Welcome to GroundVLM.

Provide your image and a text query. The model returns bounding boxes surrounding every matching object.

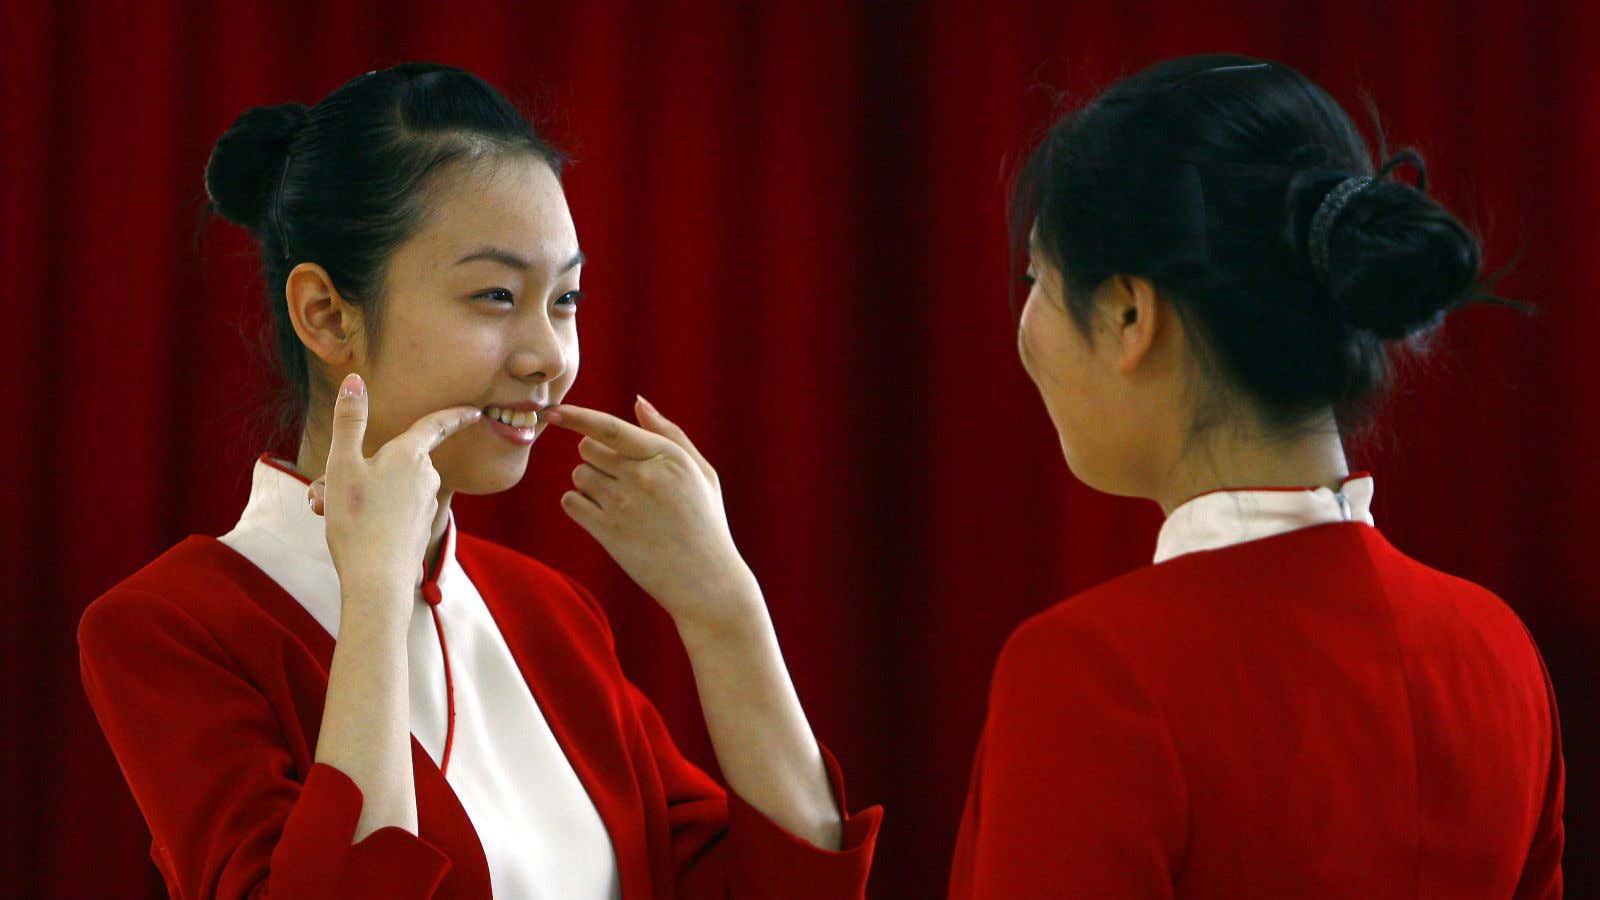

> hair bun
[1295,154,1482,341]
[203,103,310,230]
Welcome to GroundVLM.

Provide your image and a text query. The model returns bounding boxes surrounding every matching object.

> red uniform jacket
[950,521,1563,898]
[79,533,882,899]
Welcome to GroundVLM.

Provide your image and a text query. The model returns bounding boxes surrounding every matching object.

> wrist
[673,578,770,649]
[339,582,415,630]
[339,567,416,598]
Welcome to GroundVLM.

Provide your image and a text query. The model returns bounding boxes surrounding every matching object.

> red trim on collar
[253,450,459,775]
[259,450,454,609]
[421,517,453,607]
[258,452,313,486]
[1179,470,1372,506]
[430,603,458,775]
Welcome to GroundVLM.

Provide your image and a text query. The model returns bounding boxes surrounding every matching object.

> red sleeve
[557,574,882,898]
[627,679,882,898]
[78,588,453,900]
[1514,639,1566,899]
[949,610,1186,899]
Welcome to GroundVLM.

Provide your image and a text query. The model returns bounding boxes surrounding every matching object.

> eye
[1020,272,1037,287]
[555,290,584,311]
[475,288,515,305]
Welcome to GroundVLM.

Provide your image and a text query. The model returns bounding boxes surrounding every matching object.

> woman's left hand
[542,396,761,632]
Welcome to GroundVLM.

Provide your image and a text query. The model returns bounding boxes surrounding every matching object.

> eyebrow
[454,246,585,274]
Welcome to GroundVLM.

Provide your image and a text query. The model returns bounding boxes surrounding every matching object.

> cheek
[1017,301,1048,381]
[1022,314,1097,439]
[1018,304,1074,397]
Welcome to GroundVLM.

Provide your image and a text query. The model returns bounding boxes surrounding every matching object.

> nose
[509,315,568,384]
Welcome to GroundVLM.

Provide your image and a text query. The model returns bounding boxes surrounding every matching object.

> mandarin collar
[1153,471,1376,564]
[242,452,458,605]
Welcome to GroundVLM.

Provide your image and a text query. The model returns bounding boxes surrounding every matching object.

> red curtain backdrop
[4,1,1595,897]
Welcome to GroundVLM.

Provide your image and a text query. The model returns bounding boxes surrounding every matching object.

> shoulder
[992,591,1157,712]
[1022,556,1196,641]
[1356,528,1551,679]
[78,536,258,668]
[992,548,1268,694]
[80,535,258,633]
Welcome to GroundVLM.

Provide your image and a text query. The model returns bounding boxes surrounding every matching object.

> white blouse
[219,454,621,900]
[1154,471,1377,564]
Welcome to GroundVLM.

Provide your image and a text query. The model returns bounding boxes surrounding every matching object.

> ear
[1104,273,1161,376]
[284,263,364,367]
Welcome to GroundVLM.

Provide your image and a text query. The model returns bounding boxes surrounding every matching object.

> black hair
[1011,54,1533,441]
[202,62,565,446]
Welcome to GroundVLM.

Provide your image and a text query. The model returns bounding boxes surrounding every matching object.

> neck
[1154,410,1351,517]
[293,428,455,575]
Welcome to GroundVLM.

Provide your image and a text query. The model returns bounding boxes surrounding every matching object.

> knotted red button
[421,581,443,607]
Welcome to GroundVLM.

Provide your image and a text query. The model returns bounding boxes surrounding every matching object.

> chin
[447,449,533,496]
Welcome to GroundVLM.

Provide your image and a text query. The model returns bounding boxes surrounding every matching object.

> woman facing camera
[78,63,879,900]
[950,55,1562,898]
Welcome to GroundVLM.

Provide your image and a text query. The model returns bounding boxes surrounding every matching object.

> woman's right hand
[307,372,483,613]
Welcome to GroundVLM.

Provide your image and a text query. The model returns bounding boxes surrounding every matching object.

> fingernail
[339,373,364,398]
[636,394,656,413]
[542,408,562,424]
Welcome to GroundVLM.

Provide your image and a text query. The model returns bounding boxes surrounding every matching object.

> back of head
[202,62,564,443]
[1012,54,1524,438]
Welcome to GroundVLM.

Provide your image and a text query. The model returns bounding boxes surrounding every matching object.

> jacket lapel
[186,535,493,896]
[458,536,654,898]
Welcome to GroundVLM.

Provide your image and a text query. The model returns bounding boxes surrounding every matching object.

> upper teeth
[485,406,539,428]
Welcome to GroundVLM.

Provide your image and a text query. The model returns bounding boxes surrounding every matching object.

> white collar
[237,453,458,592]
[1153,471,1376,564]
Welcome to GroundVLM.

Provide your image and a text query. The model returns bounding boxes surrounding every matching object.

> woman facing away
[77,63,880,900]
[949,55,1564,898]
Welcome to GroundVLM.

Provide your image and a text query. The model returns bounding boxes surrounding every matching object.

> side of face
[1017,255,1176,499]
[299,155,584,495]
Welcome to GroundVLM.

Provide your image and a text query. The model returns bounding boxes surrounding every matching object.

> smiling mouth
[482,405,542,428]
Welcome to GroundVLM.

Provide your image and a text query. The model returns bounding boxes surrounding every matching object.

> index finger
[394,405,485,455]
[542,404,674,459]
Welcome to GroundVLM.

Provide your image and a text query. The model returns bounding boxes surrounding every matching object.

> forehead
[411,156,577,273]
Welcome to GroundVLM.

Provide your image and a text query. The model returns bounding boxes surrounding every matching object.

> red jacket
[79,533,882,899]
[950,521,1563,898]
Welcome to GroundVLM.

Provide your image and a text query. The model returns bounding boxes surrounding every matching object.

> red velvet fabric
[78,531,881,898]
[6,2,1597,897]
[951,522,1562,897]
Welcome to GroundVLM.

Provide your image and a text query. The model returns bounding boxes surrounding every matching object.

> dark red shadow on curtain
[3,1,1595,897]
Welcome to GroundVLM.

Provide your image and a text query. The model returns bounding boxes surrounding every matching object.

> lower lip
[484,414,539,446]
